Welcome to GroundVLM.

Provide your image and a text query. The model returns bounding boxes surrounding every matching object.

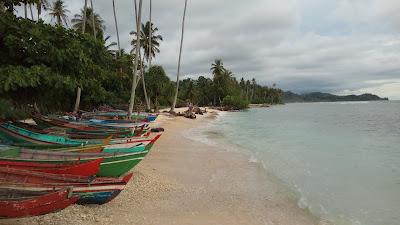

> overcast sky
[17,0,400,99]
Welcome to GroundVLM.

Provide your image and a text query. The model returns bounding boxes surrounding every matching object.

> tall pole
[90,0,96,38]
[112,0,121,55]
[171,0,188,112]
[128,0,143,118]
[73,0,88,114]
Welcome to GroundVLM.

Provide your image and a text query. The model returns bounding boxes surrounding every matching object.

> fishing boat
[0,148,148,177]
[0,168,133,205]
[0,122,144,146]
[0,158,103,176]
[0,188,79,218]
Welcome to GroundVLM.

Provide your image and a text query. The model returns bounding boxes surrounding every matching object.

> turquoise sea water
[202,101,400,225]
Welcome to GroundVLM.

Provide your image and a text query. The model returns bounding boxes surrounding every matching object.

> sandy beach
[1,109,318,225]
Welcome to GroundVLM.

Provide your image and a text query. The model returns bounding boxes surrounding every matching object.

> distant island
[283,92,389,103]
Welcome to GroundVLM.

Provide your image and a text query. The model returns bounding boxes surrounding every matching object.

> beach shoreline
[1,108,319,225]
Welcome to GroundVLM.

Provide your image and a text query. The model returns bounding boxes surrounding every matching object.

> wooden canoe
[0,169,133,205]
[0,148,148,177]
[0,188,79,218]
[0,158,103,176]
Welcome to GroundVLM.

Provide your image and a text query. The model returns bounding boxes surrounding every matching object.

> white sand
[1,109,319,225]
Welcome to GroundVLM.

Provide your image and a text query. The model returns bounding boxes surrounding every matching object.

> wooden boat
[0,158,103,176]
[0,148,148,177]
[0,168,133,205]
[0,122,87,145]
[0,188,79,218]
[0,122,151,146]
[0,167,95,184]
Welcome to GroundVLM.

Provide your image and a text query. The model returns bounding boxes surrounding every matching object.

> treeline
[175,60,283,109]
[0,12,283,119]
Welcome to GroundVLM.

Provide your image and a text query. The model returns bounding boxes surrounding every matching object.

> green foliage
[222,95,249,110]
[136,65,174,110]
[0,13,132,113]
[0,99,27,120]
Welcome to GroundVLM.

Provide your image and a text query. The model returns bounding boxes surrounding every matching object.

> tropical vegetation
[0,1,282,120]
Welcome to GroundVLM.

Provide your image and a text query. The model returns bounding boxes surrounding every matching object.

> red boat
[0,158,103,176]
[0,188,79,218]
[0,167,95,184]
[0,167,134,205]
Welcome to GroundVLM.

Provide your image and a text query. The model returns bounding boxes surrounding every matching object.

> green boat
[0,122,147,146]
[0,123,87,145]
[0,148,149,177]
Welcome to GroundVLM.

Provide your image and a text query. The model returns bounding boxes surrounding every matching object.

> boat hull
[0,188,79,218]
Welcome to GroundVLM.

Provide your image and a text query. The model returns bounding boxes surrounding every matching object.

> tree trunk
[140,53,151,111]
[29,4,34,20]
[24,3,27,18]
[73,0,88,113]
[171,0,188,113]
[82,0,88,33]
[73,87,81,113]
[90,0,96,38]
[37,1,40,20]
[127,0,143,118]
[148,0,152,68]
[112,0,121,55]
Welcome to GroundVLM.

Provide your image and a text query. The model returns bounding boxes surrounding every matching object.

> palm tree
[130,22,163,62]
[104,35,117,54]
[171,0,188,113]
[49,0,69,26]
[127,0,143,118]
[71,8,105,38]
[36,0,49,20]
[211,59,225,75]
[112,0,121,55]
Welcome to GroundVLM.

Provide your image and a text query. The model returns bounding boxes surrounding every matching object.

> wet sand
[1,109,318,225]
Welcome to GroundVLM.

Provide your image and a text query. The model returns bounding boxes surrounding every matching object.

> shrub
[222,95,249,110]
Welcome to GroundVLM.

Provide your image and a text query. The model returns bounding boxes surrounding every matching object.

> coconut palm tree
[112,0,121,55]
[36,0,49,20]
[211,59,225,75]
[71,7,105,39]
[130,22,163,62]
[171,0,188,113]
[127,0,143,118]
[104,35,117,54]
[49,0,69,26]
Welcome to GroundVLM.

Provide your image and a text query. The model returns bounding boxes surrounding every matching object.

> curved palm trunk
[171,0,188,112]
[90,0,96,38]
[73,0,88,114]
[112,0,121,55]
[127,0,143,118]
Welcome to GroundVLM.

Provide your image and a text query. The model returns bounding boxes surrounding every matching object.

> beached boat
[0,167,133,204]
[0,148,148,177]
[0,158,103,176]
[0,122,87,145]
[0,122,143,146]
[0,188,79,218]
